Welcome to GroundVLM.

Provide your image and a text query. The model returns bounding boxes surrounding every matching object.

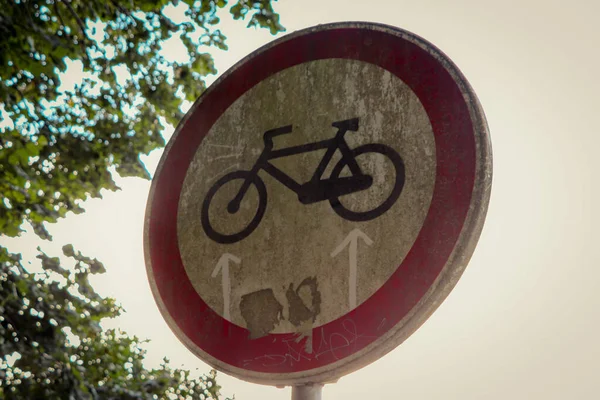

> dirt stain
[239,288,283,339]
[239,277,321,347]
[286,277,321,326]
[286,277,321,353]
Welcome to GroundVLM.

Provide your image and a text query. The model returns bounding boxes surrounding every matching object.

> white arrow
[331,228,373,309]
[211,253,241,320]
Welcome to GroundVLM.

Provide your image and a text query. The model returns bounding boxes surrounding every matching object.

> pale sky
[2,0,599,398]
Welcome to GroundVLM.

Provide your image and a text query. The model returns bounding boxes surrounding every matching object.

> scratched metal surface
[144,21,492,386]
[177,59,436,337]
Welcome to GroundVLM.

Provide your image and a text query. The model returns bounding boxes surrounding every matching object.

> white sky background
[2,0,599,398]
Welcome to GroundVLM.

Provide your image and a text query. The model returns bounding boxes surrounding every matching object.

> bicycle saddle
[332,117,359,131]
[263,125,293,147]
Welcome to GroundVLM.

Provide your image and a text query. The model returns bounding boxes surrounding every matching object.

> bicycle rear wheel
[201,171,267,244]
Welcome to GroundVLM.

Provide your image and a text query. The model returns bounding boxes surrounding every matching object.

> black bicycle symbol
[201,118,405,244]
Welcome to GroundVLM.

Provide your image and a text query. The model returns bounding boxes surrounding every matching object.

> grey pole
[291,384,323,400]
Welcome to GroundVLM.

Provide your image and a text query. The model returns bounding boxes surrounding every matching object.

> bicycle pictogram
[201,118,405,244]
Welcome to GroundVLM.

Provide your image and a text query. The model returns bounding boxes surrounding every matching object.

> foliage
[0,0,284,398]
[0,0,284,238]
[0,245,227,399]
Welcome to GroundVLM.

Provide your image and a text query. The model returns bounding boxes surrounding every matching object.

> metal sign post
[292,384,323,400]
[144,22,492,394]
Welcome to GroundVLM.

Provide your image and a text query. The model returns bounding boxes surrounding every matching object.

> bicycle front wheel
[329,143,405,222]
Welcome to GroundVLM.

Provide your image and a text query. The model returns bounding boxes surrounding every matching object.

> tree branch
[59,0,91,44]
[57,0,93,67]
[109,0,131,17]
[53,2,67,32]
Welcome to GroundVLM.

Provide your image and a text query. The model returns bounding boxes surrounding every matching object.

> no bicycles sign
[144,22,492,385]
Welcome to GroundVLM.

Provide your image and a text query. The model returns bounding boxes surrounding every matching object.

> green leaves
[0,245,229,396]
[1,244,230,398]
[0,0,283,398]
[230,0,285,34]
[37,136,48,147]
[62,243,75,257]
[38,251,69,277]
[0,0,284,240]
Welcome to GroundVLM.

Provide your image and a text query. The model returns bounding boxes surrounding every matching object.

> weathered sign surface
[144,22,492,386]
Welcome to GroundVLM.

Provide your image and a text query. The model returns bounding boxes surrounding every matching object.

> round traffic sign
[144,22,492,385]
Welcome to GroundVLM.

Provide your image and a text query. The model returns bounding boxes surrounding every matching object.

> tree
[0,0,284,398]
[0,0,283,238]
[1,246,225,399]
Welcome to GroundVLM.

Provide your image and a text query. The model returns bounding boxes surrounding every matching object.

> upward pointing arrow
[211,253,241,320]
[331,229,374,309]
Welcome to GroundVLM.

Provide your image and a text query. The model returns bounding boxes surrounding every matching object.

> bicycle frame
[204,117,405,243]
[231,119,364,207]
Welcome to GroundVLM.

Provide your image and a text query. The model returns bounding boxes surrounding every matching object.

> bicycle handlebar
[263,118,359,148]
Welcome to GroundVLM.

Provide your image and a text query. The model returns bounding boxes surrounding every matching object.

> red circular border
[148,27,475,373]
